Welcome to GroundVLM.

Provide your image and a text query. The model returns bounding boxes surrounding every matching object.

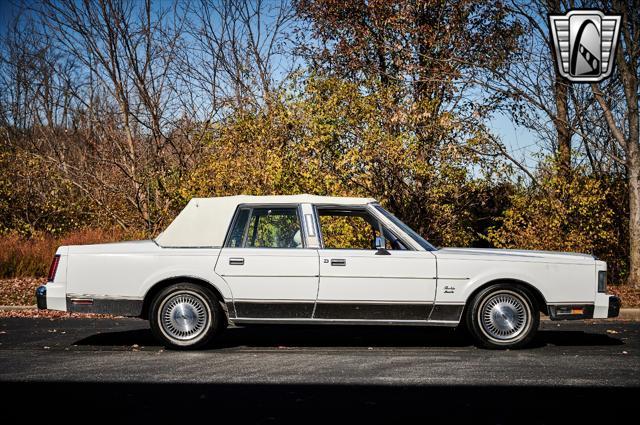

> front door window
[317,208,407,250]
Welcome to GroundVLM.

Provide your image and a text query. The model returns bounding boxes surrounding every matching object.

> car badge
[549,10,621,82]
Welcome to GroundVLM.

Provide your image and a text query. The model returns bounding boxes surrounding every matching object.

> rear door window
[244,208,303,248]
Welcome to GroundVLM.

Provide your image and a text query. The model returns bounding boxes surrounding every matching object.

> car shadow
[73,323,624,349]
[530,329,623,348]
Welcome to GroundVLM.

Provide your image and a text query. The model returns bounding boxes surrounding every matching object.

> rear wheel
[149,283,224,349]
[466,283,539,349]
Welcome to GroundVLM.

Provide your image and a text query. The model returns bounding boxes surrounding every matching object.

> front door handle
[330,258,346,266]
[229,257,244,265]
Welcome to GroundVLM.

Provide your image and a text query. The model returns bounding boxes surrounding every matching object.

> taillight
[597,270,607,293]
[47,254,61,283]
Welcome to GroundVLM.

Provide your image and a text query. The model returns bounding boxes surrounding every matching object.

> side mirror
[374,236,390,255]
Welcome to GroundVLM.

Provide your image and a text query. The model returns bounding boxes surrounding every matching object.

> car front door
[215,205,319,319]
[314,206,437,322]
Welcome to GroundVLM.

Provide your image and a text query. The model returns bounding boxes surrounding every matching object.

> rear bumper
[66,296,143,317]
[36,286,47,309]
[36,285,141,316]
[607,296,621,318]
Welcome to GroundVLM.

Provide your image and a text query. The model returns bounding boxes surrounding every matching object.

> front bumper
[36,285,47,309]
[549,295,621,320]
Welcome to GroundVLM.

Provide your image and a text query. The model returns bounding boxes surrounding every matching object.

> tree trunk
[553,77,571,176]
[547,0,571,175]
[628,144,640,289]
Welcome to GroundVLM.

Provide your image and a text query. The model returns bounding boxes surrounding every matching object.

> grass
[0,228,132,278]
[0,228,136,317]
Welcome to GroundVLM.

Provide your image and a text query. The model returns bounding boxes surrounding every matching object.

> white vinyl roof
[155,194,377,248]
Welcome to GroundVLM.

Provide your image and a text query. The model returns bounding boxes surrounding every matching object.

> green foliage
[246,211,301,248]
[0,0,631,294]
[487,160,626,284]
[182,75,507,247]
[0,75,628,286]
[0,149,93,237]
[319,214,375,250]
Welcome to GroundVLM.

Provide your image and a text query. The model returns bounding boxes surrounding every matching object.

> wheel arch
[141,276,229,321]
[463,278,549,317]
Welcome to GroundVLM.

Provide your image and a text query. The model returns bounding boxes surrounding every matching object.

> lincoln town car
[36,195,620,349]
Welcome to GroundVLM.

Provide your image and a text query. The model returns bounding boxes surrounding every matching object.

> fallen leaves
[608,285,640,308]
[0,277,44,306]
[0,309,117,319]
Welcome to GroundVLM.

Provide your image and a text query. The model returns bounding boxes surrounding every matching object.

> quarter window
[227,208,251,247]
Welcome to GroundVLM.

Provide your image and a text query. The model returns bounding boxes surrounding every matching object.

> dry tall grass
[0,228,137,278]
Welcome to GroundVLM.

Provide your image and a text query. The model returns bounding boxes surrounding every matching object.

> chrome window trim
[300,203,321,248]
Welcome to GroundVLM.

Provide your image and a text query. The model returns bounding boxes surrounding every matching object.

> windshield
[373,205,437,251]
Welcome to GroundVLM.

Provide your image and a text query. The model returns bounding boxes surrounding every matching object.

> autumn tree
[294,0,520,225]
[183,74,510,247]
[0,0,298,235]
[0,0,635,291]
[480,0,638,288]
[588,0,639,289]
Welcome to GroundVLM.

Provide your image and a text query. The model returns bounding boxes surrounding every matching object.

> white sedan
[37,195,620,349]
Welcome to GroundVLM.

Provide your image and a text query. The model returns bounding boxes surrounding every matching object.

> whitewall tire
[149,283,223,349]
[466,283,539,349]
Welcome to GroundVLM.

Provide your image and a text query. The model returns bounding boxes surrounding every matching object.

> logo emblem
[549,10,621,82]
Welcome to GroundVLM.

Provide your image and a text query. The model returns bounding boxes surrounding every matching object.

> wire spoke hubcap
[480,292,529,341]
[160,292,208,341]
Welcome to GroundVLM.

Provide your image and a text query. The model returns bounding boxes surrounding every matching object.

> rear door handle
[229,257,244,265]
[330,258,346,266]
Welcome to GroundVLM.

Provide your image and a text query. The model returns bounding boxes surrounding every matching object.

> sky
[0,1,15,30]
[489,113,541,170]
[0,0,541,170]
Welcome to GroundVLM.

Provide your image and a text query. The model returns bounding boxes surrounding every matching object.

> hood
[434,247,595,264]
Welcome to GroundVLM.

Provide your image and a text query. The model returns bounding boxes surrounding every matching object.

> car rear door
[215,205,319,319]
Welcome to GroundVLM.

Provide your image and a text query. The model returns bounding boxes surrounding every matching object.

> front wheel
[466,284,539,349]
[149,283,224,349]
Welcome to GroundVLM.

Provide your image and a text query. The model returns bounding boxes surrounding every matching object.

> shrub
[487,163,625,284]
[0,228,136,278]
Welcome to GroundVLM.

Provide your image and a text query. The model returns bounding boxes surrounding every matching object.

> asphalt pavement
[1,317,638,423]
